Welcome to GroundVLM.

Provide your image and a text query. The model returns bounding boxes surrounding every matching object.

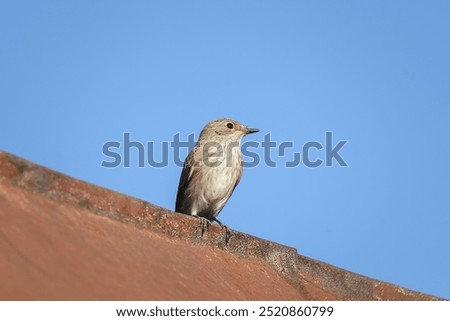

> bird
[175,118,259,227]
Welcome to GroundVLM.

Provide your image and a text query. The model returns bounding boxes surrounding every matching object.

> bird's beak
[245,127,260,134]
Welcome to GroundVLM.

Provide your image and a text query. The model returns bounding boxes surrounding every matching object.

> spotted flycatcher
[175,118,259,225]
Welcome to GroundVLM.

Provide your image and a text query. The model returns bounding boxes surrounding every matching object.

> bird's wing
[175,149,197,213]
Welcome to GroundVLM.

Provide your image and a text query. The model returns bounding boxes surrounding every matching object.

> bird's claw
[212,217,232,245]
[223,225,232,245]
[196,216,211,236]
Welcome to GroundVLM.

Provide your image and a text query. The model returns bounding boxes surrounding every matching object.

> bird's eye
[227,122,234,129]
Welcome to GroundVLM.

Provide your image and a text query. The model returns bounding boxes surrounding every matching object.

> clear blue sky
[1,1,449,299]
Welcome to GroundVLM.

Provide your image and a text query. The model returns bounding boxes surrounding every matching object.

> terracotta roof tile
[0,151,441,300]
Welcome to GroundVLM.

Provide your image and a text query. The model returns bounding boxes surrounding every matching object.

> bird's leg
[211,217,224,226]
[212,217,232,245]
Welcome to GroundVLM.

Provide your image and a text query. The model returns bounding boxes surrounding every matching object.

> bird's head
[199,118,259,143]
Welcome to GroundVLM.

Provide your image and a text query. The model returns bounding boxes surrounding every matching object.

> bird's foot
[194,216,211,236]
[212,217,232,245]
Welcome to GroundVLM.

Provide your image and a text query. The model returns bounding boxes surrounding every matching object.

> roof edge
[0,150,443,300]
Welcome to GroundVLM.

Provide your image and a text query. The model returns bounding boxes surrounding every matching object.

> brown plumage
[175,118,259,224]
